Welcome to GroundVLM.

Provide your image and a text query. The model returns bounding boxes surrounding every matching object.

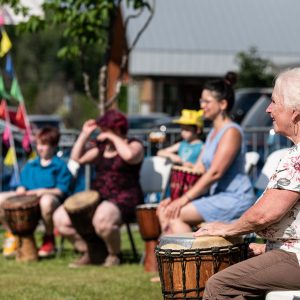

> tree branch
[105,0,155,109]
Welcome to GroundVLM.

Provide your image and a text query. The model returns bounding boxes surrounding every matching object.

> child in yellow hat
[157,109,204,168]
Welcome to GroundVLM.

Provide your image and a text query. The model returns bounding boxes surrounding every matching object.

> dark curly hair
[96,109,128,136]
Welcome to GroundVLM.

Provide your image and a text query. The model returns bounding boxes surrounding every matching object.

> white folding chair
[255,148,289,191]
[266,290,300,300]
[140,156,173,201]
[137,156,173,264]
[245,151,260,174]
[123,156,173,262]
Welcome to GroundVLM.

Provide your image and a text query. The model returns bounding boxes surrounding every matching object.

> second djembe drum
[136,203,161,272]
[156,232,247,299]
[3,195,41,262]
[64,190,108,264]
[170,166,201,200]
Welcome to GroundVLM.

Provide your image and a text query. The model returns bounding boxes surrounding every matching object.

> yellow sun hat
[173,109,204,128]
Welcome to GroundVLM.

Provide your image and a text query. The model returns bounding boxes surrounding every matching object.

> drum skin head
[172,165,202,176]
[64,190,100,212]
[2,195,39,209]
[159,232,243,250]
[136,203,159,209]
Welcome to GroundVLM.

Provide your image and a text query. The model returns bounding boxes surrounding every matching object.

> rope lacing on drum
[179,249,188,299]
[211,247,222,273]
[195,249,201,299]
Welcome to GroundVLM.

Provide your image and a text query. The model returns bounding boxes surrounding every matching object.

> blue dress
[192,123,255,222]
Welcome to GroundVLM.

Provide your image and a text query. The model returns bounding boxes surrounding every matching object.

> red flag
[2,124,11,147]
[0,100,7,119]
[15,103,26,129]
[22,131,31,153]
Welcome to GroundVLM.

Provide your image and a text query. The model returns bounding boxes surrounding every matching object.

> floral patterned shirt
[257,145,300,263]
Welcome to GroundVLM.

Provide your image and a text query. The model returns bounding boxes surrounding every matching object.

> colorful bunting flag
[5,54,14,78]
[9,168,20,189]
[0,99,7,119]
[0,29,12,57]
[0,14,5,26]
[15,103,26,128]
[10,77,24,102]
[0,75,11,100]
[22,131,31,153]
[4,146,17,166]
[28,150,37,160]
[2,124,11,147]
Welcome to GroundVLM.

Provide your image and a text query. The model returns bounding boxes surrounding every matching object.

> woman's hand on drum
[157,198,171,215]
[164,196,189,219]
[26,189,47,197]
[182,162,194,168]
[194,221,228,237]
[248,243,266,257]
[193,161,206,174]
[16,186,26,195]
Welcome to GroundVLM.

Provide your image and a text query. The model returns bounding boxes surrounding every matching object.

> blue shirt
[178,140,203,164]
[20,156,72,198]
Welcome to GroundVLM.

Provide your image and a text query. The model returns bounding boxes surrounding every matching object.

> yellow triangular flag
[0,30,12,57]
[4,147,16,166]
[28,151,37,160]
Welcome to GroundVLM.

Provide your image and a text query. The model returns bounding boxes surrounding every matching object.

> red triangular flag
[2,124,11,147]
[15,103,26,129]
[0,100,7,120]
[22,131,31,153]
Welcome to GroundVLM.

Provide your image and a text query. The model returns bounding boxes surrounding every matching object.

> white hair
[275,68,300,108]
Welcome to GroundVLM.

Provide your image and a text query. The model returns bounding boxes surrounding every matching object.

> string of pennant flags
[0,19,36,187]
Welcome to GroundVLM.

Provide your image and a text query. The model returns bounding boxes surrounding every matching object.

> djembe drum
[170,166,202,200]
[155,233,247,299]
[3,195,41,262]
[64,190,108,264]
[136,203,161,272]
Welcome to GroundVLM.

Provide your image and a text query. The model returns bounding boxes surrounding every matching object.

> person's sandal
[103,254,120,267]
[150,276,160,283]
[68,252,91,268]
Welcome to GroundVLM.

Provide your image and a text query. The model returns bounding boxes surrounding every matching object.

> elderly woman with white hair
[195,68,300,299]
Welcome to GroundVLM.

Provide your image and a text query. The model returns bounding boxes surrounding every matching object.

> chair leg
[56,236,64,257]
[125,222,139,262]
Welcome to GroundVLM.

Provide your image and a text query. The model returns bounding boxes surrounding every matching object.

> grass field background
[0,227,162,300]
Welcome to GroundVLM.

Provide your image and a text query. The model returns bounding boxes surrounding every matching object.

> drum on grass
[155,232,247,299]
[64,190,108,264]
[3,195,41,262]
[170,166,201,200]
[136,203,161,272]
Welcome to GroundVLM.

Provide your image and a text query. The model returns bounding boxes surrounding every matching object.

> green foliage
[236,47,275,88]
[4,0,150,61]
[1,0,151,116]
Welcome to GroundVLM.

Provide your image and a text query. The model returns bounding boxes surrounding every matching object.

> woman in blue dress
[158,78,256,234]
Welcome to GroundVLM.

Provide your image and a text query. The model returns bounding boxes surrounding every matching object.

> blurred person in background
[157,109,204,169]
[0,127,72,258]
[54,109,144,267]
[158,76,255,234]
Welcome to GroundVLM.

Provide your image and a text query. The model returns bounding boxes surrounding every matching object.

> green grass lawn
[0,227,162,300]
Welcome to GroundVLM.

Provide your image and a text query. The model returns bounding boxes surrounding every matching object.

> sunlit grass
[0,227,162,300]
